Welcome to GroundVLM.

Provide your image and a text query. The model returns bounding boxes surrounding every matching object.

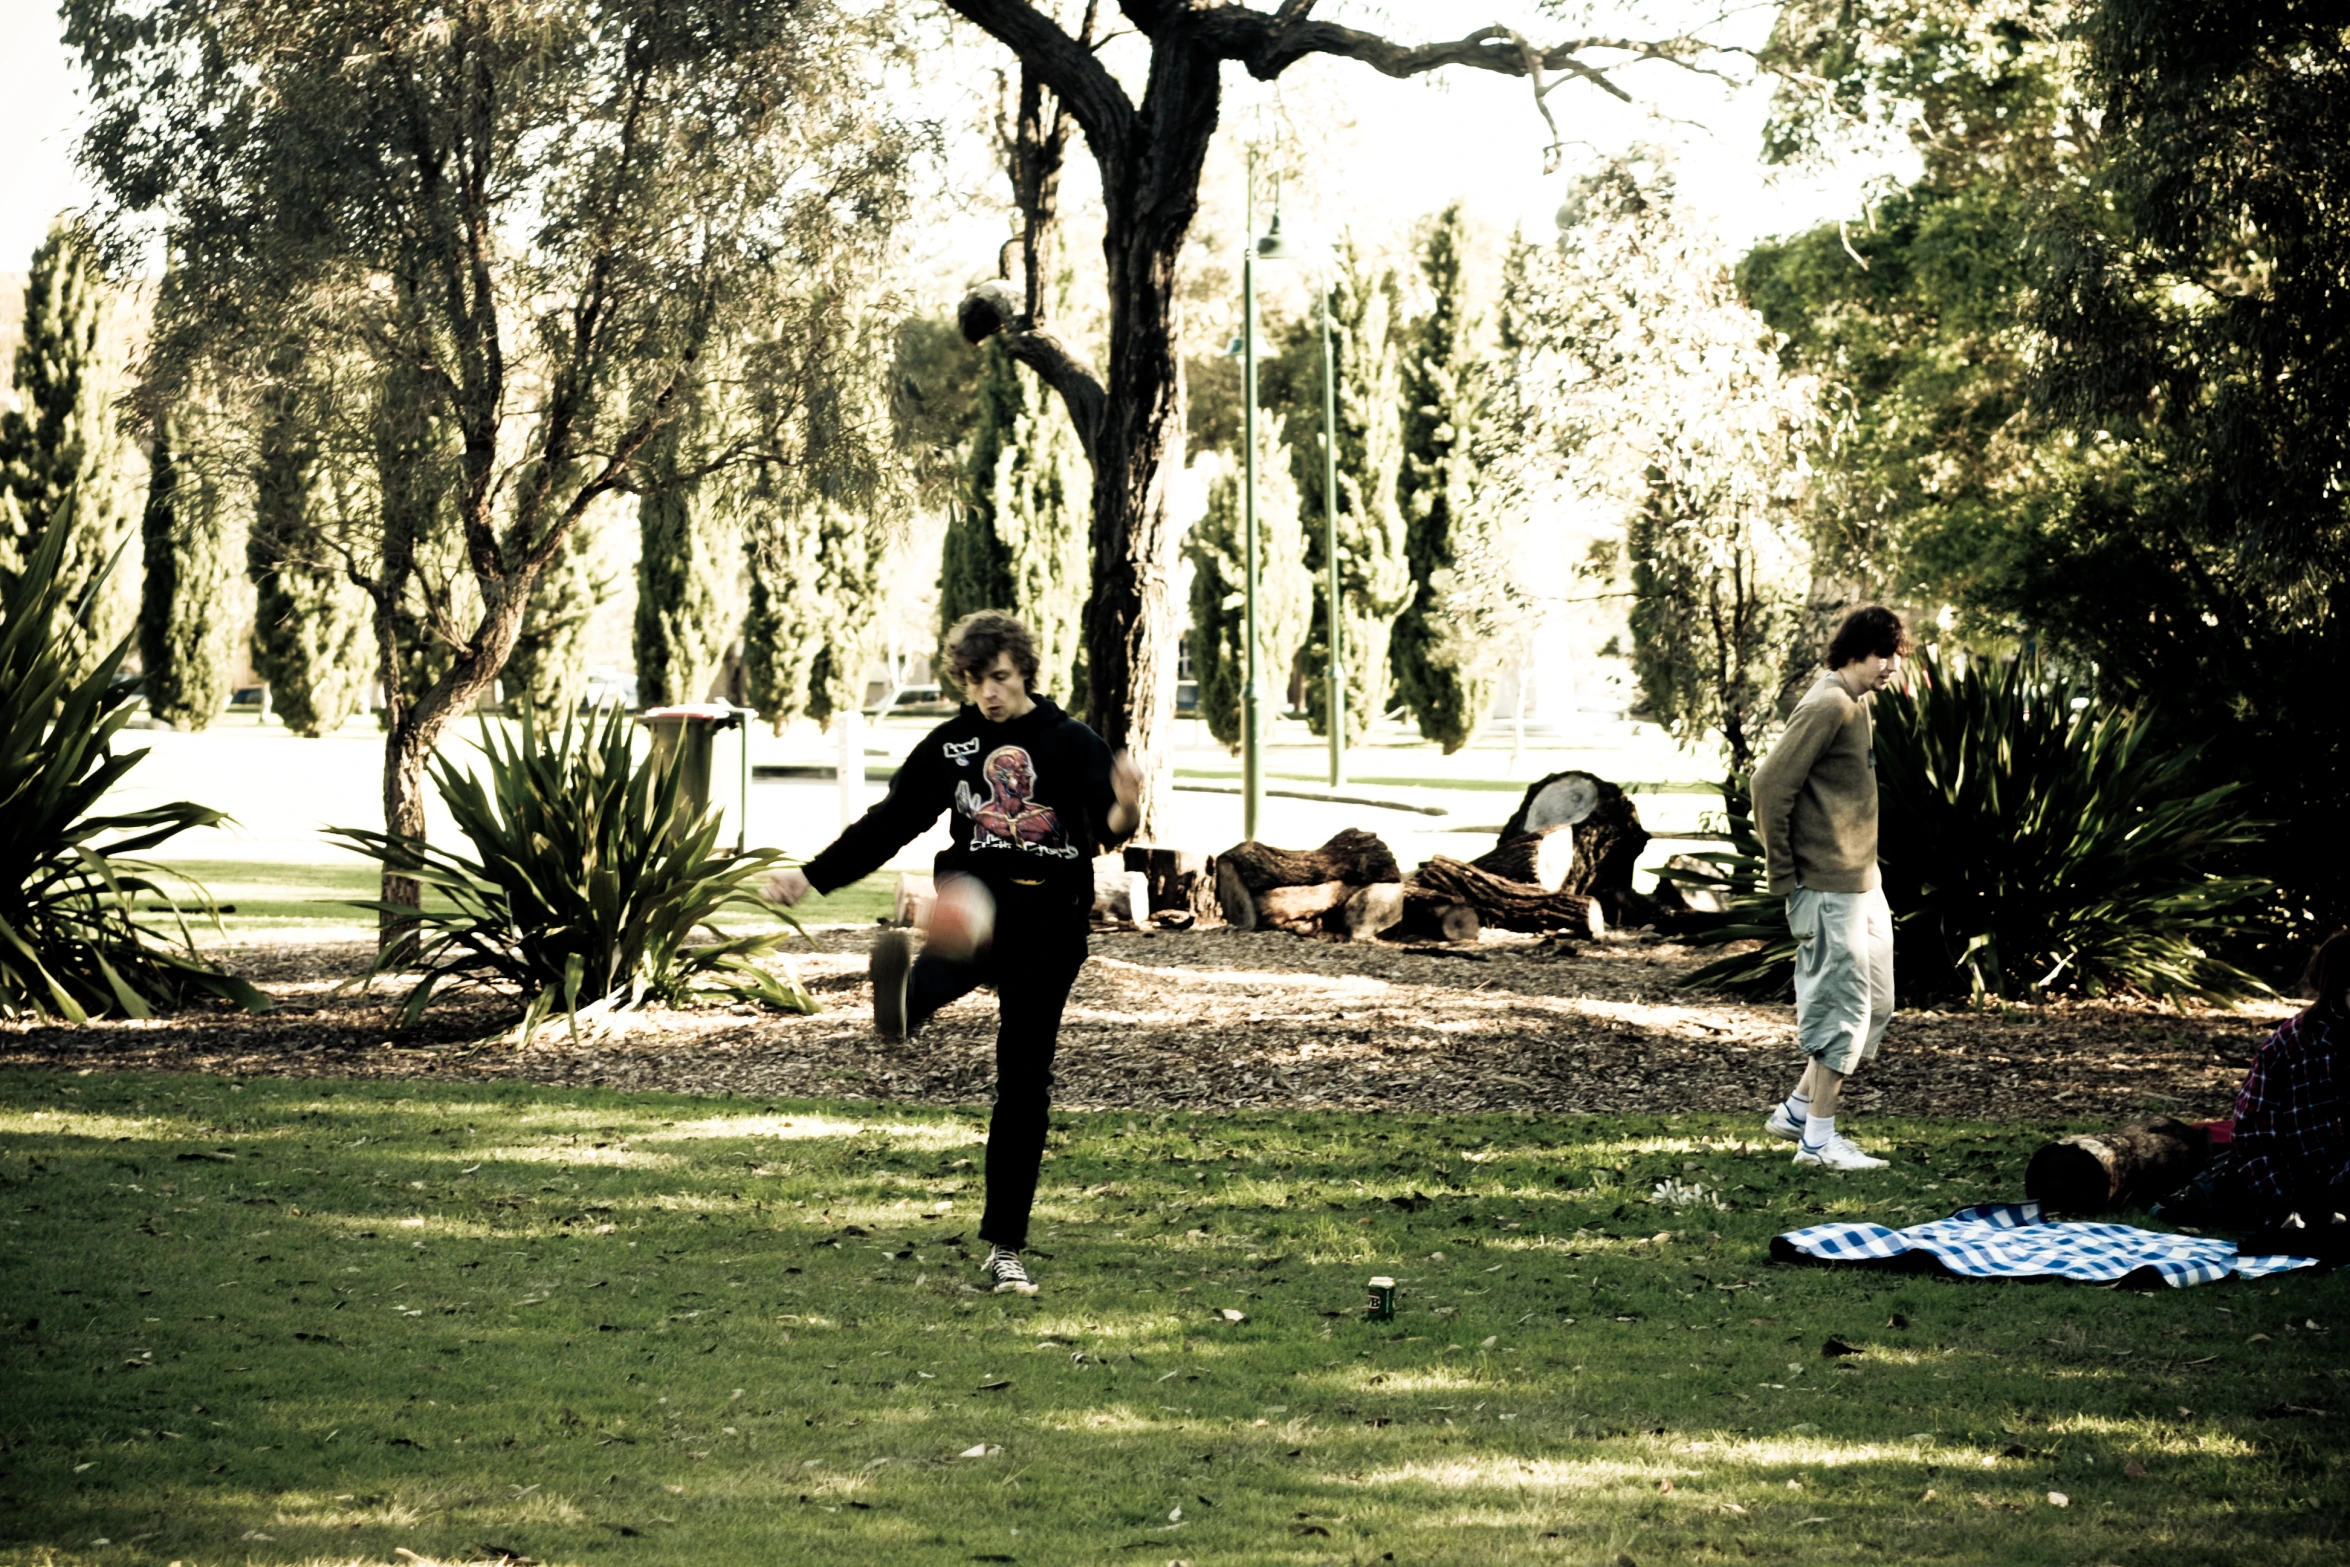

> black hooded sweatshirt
[801,697,1129,914]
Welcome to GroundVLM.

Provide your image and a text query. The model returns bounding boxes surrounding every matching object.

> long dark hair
[1824,605,1913,669]
[2306,930,2350,1018]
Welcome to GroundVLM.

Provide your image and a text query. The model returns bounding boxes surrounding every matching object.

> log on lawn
[1123,844,1222,926]
[1334,882,1480,944]
[1255,880,1355,934]
[2024,1117,2214,1214]
[1471,825,1576,892]
[1414,855,1605,938]
[1215,829,1400,929]
[1498,769,1653,919]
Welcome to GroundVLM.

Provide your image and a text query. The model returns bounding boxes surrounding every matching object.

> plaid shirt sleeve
[2232,1012,2350,1206]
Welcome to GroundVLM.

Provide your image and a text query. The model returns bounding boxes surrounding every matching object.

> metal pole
[736,709,750,857]
[1241,149,1263,844]
[1322,279,1343,787]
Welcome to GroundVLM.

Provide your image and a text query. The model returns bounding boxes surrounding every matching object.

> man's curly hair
[943,610,1042,695]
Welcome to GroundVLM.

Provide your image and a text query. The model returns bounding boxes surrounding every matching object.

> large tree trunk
[2025,1118,2213,1214]
[1080,54,1217,843]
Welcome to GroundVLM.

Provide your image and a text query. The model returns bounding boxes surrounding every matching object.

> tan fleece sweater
[1751,670,1880,896]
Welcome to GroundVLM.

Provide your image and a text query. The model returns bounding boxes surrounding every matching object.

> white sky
[1,3,1905,279]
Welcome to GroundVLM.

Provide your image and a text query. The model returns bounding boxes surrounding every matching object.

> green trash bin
[637,705,747,850]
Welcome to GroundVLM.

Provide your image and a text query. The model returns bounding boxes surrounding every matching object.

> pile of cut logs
[883,769,1661,944]
[1202,769,1657,944]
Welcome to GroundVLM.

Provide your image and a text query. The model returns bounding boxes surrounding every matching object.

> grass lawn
[3,1072,2344,1566]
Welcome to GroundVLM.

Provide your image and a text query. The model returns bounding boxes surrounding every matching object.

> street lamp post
[1240,149,1264,843]
[1319,278,1342,787]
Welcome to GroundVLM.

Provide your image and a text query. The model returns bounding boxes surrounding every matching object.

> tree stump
[1332,883,1481,944]
[1471,826,1576,892]
[1123,844,1221,926]
[1497,770,1653,924]
[2025,1117,2214,1214]
[1413,855,1605,938]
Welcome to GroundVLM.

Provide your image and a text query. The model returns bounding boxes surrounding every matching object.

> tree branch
[1191,6,1732,97]
[957,280,1107,472]
[947,0,1134,160]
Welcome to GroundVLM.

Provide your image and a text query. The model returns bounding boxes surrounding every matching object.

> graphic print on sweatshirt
[954,745,1077,859]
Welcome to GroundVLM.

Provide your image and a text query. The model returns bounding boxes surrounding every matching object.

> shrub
[331,706,815,1040]
[0,522,269,1020]
[1669,650,2273,1003]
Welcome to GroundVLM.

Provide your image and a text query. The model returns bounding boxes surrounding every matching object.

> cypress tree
[1391,204,1500,753]
[137,400,237,728]
[1292,243,1413,746]
[0,219,140,679]
[937,335,1087,702]
[633,426,739,708]
[247,360,372,736]
[1185,422,1313,752]
[744,488,889,727]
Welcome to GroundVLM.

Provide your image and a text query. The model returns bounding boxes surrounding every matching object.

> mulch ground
[0,926,2285,1127]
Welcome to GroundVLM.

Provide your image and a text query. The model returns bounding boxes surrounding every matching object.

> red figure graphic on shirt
[959,745,1067,854]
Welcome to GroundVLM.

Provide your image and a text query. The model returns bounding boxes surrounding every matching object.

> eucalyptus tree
[945,1,1737,833]
[1517,157,1823,771]
[69,0,914,930]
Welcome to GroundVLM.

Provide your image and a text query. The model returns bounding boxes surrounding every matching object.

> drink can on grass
[1367,1275,1396,1320]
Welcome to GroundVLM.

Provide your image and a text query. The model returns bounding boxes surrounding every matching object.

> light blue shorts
[1788,885,1894,1076]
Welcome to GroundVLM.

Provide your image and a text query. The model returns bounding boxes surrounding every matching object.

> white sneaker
[1764,1104,1804,1141]
[1794,1135,1889,1171]
[983,1245,1038,1294]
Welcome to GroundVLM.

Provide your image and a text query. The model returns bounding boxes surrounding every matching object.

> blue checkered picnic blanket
[1774,1201,2316,1287]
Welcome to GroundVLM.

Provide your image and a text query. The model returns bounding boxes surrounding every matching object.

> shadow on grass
[2,1073,2344,1566]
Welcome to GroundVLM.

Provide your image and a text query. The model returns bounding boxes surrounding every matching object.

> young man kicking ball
[763,611,1140,1293]
[1751,605,1910,1171]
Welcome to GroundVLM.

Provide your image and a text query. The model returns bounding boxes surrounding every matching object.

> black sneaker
[871,929,911,1040]
[982,1245,1037,1295]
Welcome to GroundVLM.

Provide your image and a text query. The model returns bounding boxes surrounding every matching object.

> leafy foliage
[1291,242,1413,746]
[137,398,239,731]
[1392,204,1504,754]
[1523,156,1821,769]
[0,219,139,681]
[939,335,1088,704]
[0,522,269,1021]
[1185,432,1312,753]
[1675,652,2273,1002]
[633,419,742,710]
[247,353,371,736]
[1744,0,2084,627]
[330,707,814,1042]
[2011,0,2350,943]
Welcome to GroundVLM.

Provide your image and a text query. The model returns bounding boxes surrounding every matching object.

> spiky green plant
[329,706,815,1041]
[1670,650,2274,1003]
[0,520,269,1021]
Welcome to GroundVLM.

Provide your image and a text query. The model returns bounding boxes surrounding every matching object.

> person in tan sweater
[1750,605,1911,1171]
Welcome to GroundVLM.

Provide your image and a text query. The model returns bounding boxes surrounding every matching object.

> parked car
[863,682,955,718]
[580,666,639,711]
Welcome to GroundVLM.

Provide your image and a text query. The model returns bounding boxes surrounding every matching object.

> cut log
[1217,829,1400,895]
[1391,888,1480,944]
[1215,858,1259,930]
[1471,827,1577,892]
[1255,880,1354,933]
[1091,863,1150,925]
[2025,1117,2213,1214]
[1498,770,1652,912]
[1123,844,1222,926]
[1336,883,1405,943]
[1413,855,1605,938]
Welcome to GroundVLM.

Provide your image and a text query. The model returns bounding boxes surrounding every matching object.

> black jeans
[907,898,1087,1253]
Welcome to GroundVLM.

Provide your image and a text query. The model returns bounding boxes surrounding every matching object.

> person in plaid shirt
[2229,930,2350,1220]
